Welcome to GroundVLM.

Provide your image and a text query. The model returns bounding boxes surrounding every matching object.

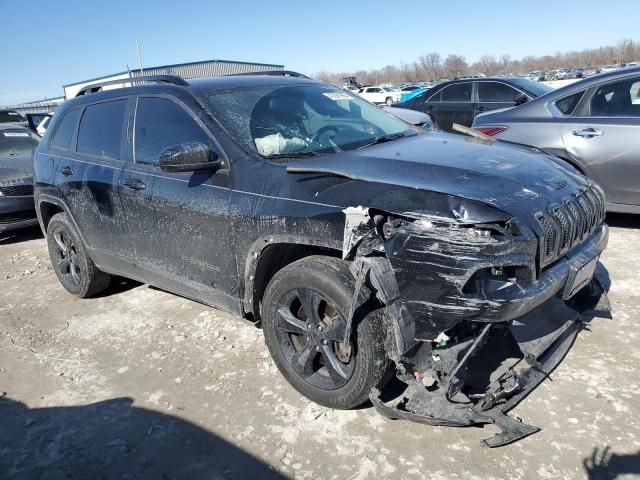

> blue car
[399,85,426,102]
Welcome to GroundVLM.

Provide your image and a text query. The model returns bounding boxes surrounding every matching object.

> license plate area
[563,255,599,300]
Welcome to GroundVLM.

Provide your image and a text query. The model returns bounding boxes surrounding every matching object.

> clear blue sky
[1,0,638,104]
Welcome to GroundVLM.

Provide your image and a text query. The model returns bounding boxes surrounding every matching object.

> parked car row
[393,76,552,131]
[526,63,640,83]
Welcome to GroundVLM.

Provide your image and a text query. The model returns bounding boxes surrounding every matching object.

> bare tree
[417,52,442,80]
[476,55,499,76]
[443,54,468,79]
[313,38,639,86]
[617,38,637,64]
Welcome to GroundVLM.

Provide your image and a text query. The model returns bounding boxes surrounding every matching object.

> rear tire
[261,256,392,409]
[46,213,111,298]
[385,97,393,106]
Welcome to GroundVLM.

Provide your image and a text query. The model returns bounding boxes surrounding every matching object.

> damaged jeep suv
[34,72,609,446]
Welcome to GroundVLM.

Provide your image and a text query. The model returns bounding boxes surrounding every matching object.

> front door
[475,81,522,117]
[120,95,238,310]
[425,82,474,131]
[561,75,640,206]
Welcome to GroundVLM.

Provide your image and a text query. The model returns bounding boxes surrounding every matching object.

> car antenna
[135,37,145,76]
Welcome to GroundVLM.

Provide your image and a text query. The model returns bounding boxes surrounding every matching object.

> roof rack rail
[230,70,310,79]
[75,75,189,97]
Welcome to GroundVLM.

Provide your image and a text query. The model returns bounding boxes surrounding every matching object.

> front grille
[535,185,605,267]
[0,210,37,225]
[0,184,33,196]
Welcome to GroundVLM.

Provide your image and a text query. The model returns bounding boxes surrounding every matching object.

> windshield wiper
[261,151,320,160]
[356,132,408,150]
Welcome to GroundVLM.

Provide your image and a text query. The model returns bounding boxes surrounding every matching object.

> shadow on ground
[95,276,143,298]
[0,225,43,245]
[584,446,640,480]
[0,396,284,480]
[606,213,640,230]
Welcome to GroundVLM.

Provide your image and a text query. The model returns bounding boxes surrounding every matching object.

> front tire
[261,256,391,409]
[46,213,111,298]
[385,97,393,106]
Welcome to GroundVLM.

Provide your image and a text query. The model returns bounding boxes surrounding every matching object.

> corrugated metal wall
[62,60,283,98]
[131,60,281,79]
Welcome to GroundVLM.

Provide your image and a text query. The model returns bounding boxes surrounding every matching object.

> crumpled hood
[287,132,591,219]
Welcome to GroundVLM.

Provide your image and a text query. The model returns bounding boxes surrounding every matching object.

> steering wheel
[311,126,340,144]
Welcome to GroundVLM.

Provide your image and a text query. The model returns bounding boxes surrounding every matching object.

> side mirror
[514,93,529,105]
[159,141,222,172]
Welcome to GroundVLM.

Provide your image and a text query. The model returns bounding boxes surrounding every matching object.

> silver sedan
[472,66,640,214]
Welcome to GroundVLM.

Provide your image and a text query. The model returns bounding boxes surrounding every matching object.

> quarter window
[477,82,520,102]
[134,97,210,165]
[51,109,81,150]
[77,100,127,159]
[441,83,472,102]
[555,91,585,115]
[590,77,640,117]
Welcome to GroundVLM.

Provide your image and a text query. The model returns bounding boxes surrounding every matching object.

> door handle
[60,166,74,176]
[122,178,147,190]
[475,105,486,113]
[572,128,603,138]
[425,105,434,112]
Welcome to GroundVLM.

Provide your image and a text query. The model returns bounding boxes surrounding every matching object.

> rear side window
[441,83,472,102]
[77,100,127,159]
[590,77,640,117]
[51,109,81,150]
[555,91,585,115]
[477,82,519,102]
[134,97,210,165]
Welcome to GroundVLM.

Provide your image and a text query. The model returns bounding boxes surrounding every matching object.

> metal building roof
[62,58,284,88]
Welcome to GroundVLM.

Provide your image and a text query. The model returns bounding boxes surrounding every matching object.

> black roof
[188,74,317,91]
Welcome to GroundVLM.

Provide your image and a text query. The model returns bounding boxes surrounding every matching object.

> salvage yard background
[0,214,638,479]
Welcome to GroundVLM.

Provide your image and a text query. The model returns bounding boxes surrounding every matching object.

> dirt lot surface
[1,215,639,480]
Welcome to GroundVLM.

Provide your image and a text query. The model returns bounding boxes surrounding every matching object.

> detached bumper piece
[370,279,609,447]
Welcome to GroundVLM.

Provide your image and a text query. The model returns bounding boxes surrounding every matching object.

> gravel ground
[1,215,639,480]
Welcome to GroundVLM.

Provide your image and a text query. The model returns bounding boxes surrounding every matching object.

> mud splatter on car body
[33,73,609,446]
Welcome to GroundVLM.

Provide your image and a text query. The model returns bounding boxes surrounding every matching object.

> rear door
[475,81,523,116]
[53,98,134,274]
[561,75,640,206]
[424,82,474,131]
[121,94,237,309]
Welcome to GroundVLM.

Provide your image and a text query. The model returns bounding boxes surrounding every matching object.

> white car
[357,86,401,105]
[383,106,433,129]
[36,115,53,136]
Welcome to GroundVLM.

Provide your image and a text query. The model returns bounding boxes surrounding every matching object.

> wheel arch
[36,195,87,246]
[242,236,342,322]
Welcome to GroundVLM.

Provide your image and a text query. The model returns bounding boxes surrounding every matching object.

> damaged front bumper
[364,223,610,447]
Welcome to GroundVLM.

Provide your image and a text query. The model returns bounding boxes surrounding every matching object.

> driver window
[134,97,210,165]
